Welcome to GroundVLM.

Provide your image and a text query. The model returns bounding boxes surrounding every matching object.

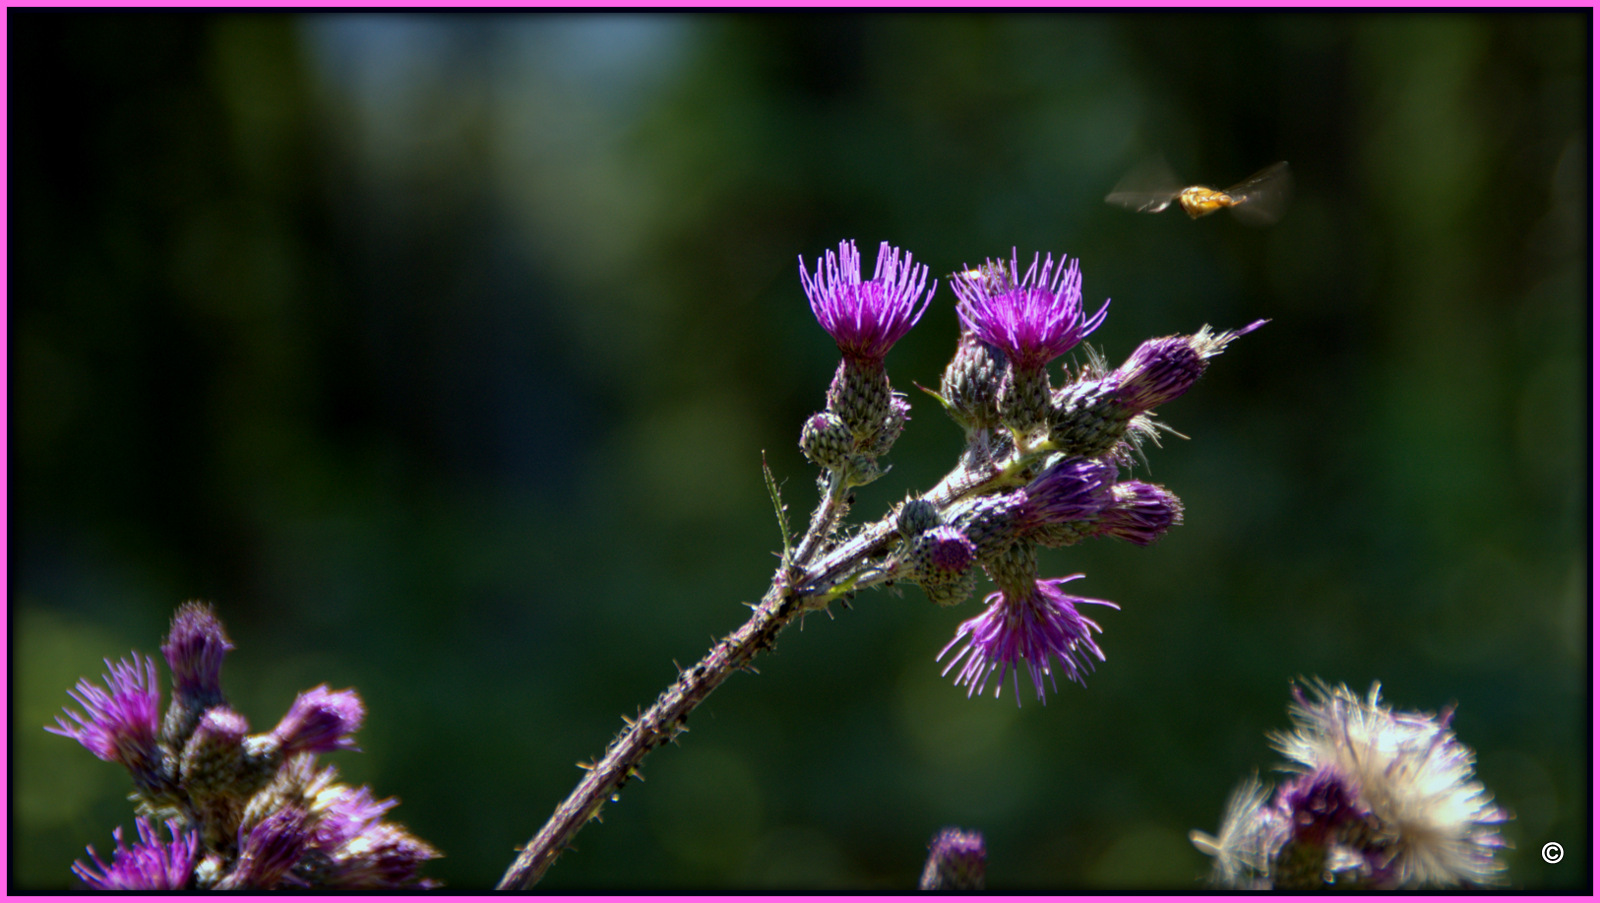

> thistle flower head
[47,654,162,775]
[179,707,250,791]
[1097,481,1184,545]
[906,526,979,608]
[162,601,233,702]
[271,686,365,755]
[1114,320,1267,411]
[223,807,313,889]
[316,821,443,889]
[919,827,987,890]
[1268,680,1508,888]
[799,239,934,362]
[72,817,197,890]
[938,574,1118,704]
[1016,456,1118,531]
[1190,774,1284,889]
[953,250,1109,372]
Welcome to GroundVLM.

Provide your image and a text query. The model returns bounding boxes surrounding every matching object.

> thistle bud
[1046,375,1131,459]
[179,708,251,850]
[799,411,853,469]
[868,392,912,457]
[905,526,978,607]
[939,330,1006,432]
[947,490,1029,561]
[896,497,942,537]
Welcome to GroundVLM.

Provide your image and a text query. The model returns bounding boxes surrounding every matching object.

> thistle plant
[47,602,438,889]
[1190,679,1509,889]
[497,240,1264,888]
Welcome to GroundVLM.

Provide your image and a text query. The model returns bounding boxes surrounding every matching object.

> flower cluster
[799,241,1261,704]
[47,602,438,889]
[1190,680,1508,889]
[798,240,935,487]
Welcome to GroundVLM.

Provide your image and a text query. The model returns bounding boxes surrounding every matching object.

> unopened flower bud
[799,411,853,469]
[906,526,978,607]
[939,331,1005,432]
[1046,375,1131,459]
[180,708,252,849]
[867,392,911,457]
[179,708,248,794]
[948,490,1029,561]
[896,497,942,537]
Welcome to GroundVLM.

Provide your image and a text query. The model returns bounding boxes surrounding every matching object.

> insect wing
[1105,155,1185,214]
[1222,161,1292,227]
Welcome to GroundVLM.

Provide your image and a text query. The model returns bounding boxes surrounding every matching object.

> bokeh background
[12,11,1588,891]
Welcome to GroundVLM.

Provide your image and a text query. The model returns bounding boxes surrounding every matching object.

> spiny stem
[496,575,800,890]
[498,464,887,890]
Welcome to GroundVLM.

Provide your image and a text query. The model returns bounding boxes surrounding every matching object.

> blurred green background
[12,11,1588,890]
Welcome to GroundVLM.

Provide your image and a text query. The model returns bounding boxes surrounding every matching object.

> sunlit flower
[938,574,1117,704]
[1113,320,1266,411]
[799,239,934,362]
[1269,680,1508,888]
[1193,680,1508,889]
[952,250,1109,372]
[47,654,162,776]
[72,817,197,890]
[270,686,365,755]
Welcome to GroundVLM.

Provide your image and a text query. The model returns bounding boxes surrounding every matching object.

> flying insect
[1105,158,1293,226]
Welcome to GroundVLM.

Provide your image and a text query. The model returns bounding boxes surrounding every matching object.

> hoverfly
[951,260,1015,293]
[1105,157,1292,226]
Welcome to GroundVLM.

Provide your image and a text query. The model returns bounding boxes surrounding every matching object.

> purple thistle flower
[1097,481,1184,545]
[1277,766,1362,849]
[920,525,977,575]
[953,250,1110,372]
[1269,680,1508,887]
[223,807,313,889]
[1016,457,1118,531]
[47,654,162,772]
[319,821,442,889]
[938,574,1118,704]
[162,601,233,704]
[1114,319,1267,411]
[313,783,399,850]
[799,239,935,362]
[72,817,197,890]
[270,685,365,755]
[919,827,987,890]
